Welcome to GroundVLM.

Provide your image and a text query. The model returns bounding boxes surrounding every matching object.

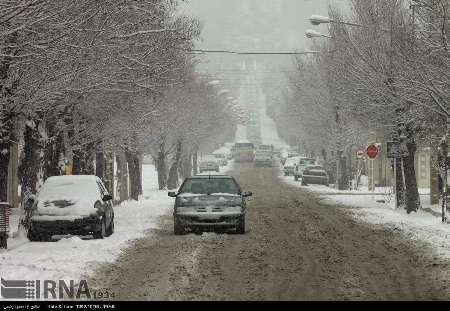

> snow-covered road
[0,165,174,284]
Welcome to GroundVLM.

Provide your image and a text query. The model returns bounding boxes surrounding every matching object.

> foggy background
[179,0,350,145]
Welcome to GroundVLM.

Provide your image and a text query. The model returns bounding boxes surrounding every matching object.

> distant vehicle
[232,142,255,162]
[288,151,300,158]
[257,144,272,152]
[254,150,273,166]
[301,165,329,187]
[169,175,252,235]
[27,175,115,241]
[294,157,317,181]
[199,157,220,173]
[283,157,300,176]
[214,153,228,166]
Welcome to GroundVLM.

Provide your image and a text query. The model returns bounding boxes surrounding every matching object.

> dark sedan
[169,175,252,235]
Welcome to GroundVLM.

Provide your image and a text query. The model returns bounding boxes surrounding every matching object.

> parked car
[254,151,273,166]
[27,175,115,241]
[301,165,329,186]
[283,157,300,176]
[199,157,220,173]
[214,153,228,166]
[294,157,317,181]
[169,175,252,235]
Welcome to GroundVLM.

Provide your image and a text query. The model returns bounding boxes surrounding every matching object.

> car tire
[94,219,107,239]
[236,215,245,234]
[27,228,41,242]
[294,176,299,181]
[174,217,185,235]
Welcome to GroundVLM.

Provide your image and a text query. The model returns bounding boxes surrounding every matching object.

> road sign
[386,141,401,159]
[387,141,409,158]
[366,144,379,159]
[356,150,365,159]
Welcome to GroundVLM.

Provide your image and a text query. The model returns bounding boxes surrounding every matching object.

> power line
[187,49,320,56]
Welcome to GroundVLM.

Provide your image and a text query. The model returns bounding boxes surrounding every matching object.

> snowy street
[0,166,173,283]
[2,0,450,304]
[85,163,450,301]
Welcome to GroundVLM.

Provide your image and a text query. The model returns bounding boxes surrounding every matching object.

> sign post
[366,144,379,192]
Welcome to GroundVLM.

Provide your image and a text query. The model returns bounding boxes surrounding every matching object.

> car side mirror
[168,192,177,198]
[102,194,113,202]
[242,191,253,197]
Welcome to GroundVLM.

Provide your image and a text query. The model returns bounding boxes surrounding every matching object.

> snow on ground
[0,165,174,284]
[278,165,450,261]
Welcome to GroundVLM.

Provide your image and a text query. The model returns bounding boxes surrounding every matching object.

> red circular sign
[366,145,379,159]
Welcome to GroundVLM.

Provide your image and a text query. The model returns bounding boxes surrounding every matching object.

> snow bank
[279,168,450,261]
[0,165,174,285]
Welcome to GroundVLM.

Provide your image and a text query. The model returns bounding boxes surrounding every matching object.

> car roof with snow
[44,175,102,184]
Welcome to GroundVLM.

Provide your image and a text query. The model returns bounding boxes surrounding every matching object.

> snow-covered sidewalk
[279,171,450,261]
[0,165,174,283]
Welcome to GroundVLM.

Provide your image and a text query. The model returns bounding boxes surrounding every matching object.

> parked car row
[282,155,330,187]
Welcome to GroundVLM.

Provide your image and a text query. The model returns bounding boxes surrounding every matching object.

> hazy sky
[178,0,350,102]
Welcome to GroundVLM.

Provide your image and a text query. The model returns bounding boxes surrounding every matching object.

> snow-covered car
[283,157,300,176]
[27,175,115,241]
[169,175,252,235]
[199,158,220,173]
[294,157,317,181]
[214,153,228,166]
[254,151,273,166]
[301,165,329,187]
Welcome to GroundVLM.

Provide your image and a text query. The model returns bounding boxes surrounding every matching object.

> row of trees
[271,0,450,213]
[0,0,237,211]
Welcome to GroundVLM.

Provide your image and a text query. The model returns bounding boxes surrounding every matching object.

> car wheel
[236,215,245,234]
[294,176,299,181]
[174,217,185,235]
[27,228,41,242]
[94,219,107,239]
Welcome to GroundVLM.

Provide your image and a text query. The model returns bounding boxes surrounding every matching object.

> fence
[0,203,11,249]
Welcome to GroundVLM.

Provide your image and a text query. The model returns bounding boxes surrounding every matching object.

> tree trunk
[116,152,129,203]
[193,147,198,175]
[403,130,421,213]
[396,158,405,207]
[73,144,95,175]
[0,144,10,203]
[181,154,193,179]
[156,143,168,190]
[44,121,64,180]
[96,151,105,180]
[167,141,182,190]
[126,149,140,201]
[19,119,42,211]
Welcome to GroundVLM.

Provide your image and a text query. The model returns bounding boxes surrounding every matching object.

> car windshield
[299,159,316,166]
[179,178,240,195]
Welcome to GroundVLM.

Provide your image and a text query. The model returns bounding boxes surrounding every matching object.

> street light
[309,14,389,32]
[305,29,332,39]
[206,80,221,87]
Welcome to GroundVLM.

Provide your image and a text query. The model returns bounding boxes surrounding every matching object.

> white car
[254,151,273,166]
[294,157,317,181]
[199,159,220,173]
[283,157,300,176]
[26,175,115,241]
